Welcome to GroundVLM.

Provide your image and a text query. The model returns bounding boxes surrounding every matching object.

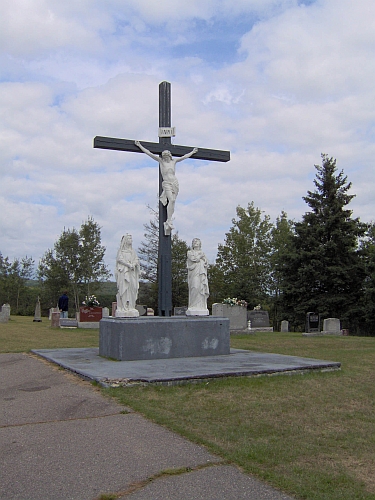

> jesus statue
[135,140,198,235]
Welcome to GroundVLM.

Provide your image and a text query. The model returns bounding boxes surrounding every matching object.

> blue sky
[1,0,375,275]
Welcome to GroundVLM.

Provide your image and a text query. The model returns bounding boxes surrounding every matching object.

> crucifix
[94,81,230,317]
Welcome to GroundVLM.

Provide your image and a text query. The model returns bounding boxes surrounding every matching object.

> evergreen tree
[138,208,189,310]
[359,222,375,334]
[215,202,273,307]
[280,155,366,329]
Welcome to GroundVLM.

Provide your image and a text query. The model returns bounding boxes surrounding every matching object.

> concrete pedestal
[99,316,230,361]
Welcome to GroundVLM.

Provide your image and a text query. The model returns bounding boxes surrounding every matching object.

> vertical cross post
[158,82,172,316]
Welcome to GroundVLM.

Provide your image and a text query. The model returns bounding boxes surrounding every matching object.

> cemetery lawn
[106,332,375,500]
[0,315,98,352]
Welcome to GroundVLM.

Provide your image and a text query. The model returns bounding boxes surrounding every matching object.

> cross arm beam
[94,136,230,162]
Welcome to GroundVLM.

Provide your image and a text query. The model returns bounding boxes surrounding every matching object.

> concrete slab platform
[32,348,341,386]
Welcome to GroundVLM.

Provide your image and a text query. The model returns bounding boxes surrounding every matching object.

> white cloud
[1,0,375,277]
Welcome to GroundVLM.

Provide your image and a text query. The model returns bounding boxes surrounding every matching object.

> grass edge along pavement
[1,317,375,499]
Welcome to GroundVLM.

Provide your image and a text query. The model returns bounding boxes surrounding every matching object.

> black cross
[94,81,230,316]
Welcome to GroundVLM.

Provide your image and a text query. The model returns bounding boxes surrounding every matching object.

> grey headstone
[280,320,289,332]
[212,303,247,330]
[174,306,188,316]
[60,318,78,328]
[136,304,147,316]
[1,304,10,318]
[102,307,110,317]
[33,297,42,322]
[322,318,341,334]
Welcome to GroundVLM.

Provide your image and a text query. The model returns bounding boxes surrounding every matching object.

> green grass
[0,315,98,352]
[105,332,375,500]
[2,318,375,499]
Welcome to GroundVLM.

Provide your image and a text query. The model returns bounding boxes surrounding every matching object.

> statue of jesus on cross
[135,140,198,235]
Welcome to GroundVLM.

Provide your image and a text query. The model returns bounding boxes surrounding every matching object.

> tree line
[1,155,375,334]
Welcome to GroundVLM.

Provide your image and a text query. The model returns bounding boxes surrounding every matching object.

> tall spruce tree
[280,155,366,329]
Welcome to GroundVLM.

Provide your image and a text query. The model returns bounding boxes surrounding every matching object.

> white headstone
[322,318,341,334]
[280,320,289,332]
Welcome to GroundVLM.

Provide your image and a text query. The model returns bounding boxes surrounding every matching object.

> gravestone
[51,312,60,328]
[33,297,42,322]
[0,304,10,323]
[212,303,247,330]
[280,320,289,332]
[60,318,78,328]
[174,306,188,316]
[136,305,147,316]
[102,307,110,317]
[305,312,320,333]
[247,310,273,332]
[112,302,117,317]
[322,318,342,335]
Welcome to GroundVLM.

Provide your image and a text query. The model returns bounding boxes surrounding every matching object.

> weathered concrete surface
[1,353,295,500]
[32,347,341,385]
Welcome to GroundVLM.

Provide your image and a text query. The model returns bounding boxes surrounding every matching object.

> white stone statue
[135,140,198,235]
[115,234,140,317]
[186,238,209,316]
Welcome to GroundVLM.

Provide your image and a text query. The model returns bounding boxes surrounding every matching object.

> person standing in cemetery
[135,140,198,233]
[115,234,140,315]
[186,238,209,314]
[58,291,69,318]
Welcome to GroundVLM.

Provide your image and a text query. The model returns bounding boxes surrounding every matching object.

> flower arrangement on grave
[82,295,100,307]
[222,297,248,308]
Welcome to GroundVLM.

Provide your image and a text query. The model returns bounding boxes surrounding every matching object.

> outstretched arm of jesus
[175,147,198,163]
[135,141,160,161]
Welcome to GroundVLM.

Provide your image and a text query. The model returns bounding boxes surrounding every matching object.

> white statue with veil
[186,238,210,316]
[115,234,140,317]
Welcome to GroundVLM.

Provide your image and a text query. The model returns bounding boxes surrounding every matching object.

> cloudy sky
[1,0,375,276]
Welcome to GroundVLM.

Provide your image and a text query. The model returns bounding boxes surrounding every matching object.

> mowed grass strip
[0,315,98,352]
[2,317,374,499]
[105,332,375,500]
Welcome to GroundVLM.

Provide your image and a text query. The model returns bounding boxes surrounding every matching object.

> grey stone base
[99,316,230,361]
[78,322,100,329]
[248,327,273,332]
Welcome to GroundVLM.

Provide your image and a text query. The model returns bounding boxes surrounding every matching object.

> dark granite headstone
[306,312,320,333]
[247,310,270,328]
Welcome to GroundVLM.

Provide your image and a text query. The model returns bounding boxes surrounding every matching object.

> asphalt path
[1,353,295,500]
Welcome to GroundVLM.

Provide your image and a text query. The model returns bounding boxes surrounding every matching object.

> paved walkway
[1,353,295,500]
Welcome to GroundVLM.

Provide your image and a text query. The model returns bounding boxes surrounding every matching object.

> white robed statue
[115,234,140,317]
[186,238,209,316]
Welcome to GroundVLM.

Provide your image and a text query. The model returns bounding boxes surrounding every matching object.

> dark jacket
[58,294,69,311]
